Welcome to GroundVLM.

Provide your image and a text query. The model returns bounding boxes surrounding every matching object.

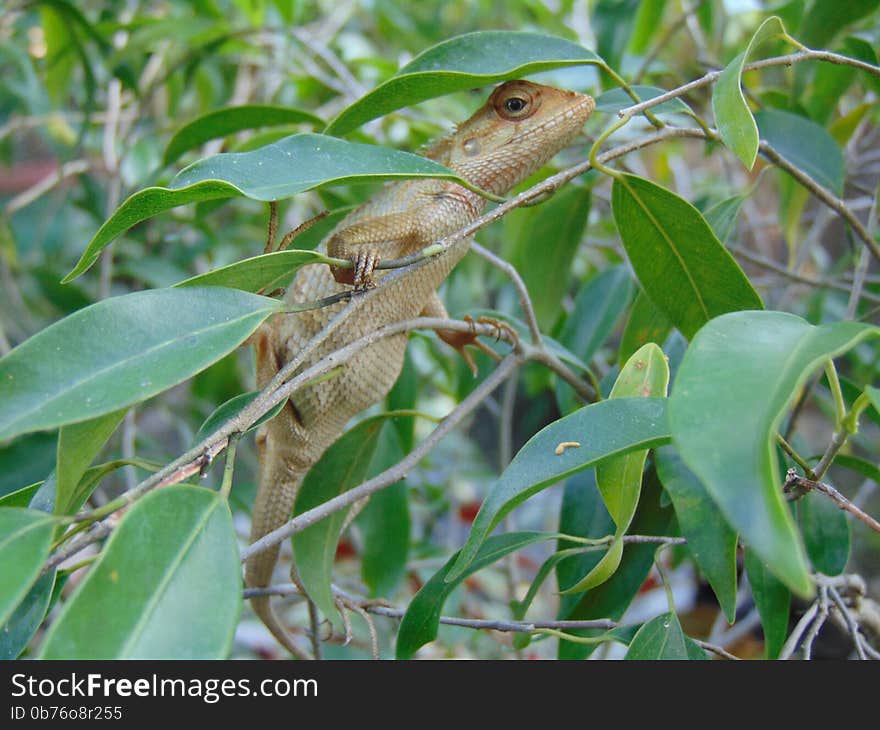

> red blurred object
[457,500,481,523]
[0,160,59,193]
[334,539,356,560]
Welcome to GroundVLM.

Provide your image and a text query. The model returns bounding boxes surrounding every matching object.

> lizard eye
[492,82,540,120]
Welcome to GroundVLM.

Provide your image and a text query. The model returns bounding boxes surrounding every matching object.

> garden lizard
[246,79,594,656]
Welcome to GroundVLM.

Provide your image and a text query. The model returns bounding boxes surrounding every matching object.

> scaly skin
[247,80,595,655]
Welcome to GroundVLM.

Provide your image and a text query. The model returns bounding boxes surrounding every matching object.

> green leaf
[624,612,690,659]
[0,433,57,499]
[804,57,857,125]
[163,104,324,166]
[0,288,281,441]
[756,110,845,195]
[555,471,614,598]
[594,85,692,116]
[596,345,669,526]
[558,469,674,659]
[0,483,42,509]
[510,185,591,330]
[798,0,880,48]
[0,571,55,659]
[41,6,77,105]
[712,16,787,168]
[25,459,158,520]
[831,453,880,484]
[669,311,878,596]
[40,486,240,659]
[559,265,634,364]
[842,36,880,95]
[174,250,336,293]
[612,174,763,340]
[396,531,550,660]
[325,31,603,136]
[619,290,673,364]
[193,390,285,444]
[55,409,127,516]
[630,0,668,54]
[798,492,850,576]
[555,265,633,413]
[655,445,738,622]
[0,508,57,626]
[744,548,790,659]
[448,397,671,582]
[594,0,640,72]
[685,636,710,660]
[867,385,880,414]
[703,195,745,244]
[65,134,466,281]
[387,351,418,454]
[561,539,625,596]
[358,431,410,597]
[563,344,669,593]
[359,482,410,598]
[293,416,387,628]
[512,544,593,635]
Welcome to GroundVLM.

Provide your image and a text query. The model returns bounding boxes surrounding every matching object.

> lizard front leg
[326,211,426,288]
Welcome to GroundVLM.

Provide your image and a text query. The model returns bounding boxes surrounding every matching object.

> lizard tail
[245,462,310,659]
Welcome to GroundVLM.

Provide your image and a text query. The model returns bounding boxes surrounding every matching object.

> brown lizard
[246,79,594,656]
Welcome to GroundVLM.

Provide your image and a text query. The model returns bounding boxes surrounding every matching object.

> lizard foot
[330,247,380,290]
[437,315,518,377]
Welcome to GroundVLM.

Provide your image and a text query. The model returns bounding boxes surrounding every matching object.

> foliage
[0,0,878,660]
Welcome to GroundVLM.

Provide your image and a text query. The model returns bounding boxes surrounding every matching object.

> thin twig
[692,638,741,661]
[246,585,618,633]
[470,242,542,344]
[846,246,872,320]
[802,584,830,660]
[619,50,880,120]
[826,585,868,660]
[779,602,819,660]
[729,243,880,305]
[784,470,880,535]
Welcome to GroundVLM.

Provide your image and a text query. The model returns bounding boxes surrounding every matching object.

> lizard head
[429,79,595,196]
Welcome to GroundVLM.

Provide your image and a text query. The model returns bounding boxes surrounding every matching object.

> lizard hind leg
[421,293,510,376]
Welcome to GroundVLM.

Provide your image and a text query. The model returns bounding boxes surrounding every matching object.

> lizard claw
[331,248,380,290]
[353,248,380,290]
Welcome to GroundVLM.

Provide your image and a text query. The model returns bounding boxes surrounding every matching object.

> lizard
[246,79,595,656]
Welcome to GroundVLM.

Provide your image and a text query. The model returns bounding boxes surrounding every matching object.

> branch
[470,242,542,344]
[241,583,617,632]
[246,582,738,658]
[784,469,880,535]
[619,50,880,120]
